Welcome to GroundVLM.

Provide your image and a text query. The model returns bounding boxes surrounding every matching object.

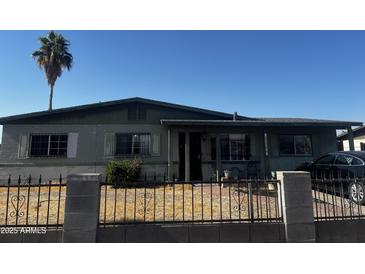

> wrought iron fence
[0,175,66,229]
[312,175,365,221]
[99,177,283,227]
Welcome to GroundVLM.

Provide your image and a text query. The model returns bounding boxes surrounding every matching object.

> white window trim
[29,133,68,158]
[279,135,313,156]
[221,134,250,161]
[115,133,151,156]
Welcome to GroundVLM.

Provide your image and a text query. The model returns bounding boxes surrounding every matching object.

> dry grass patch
[99,183,282,224]
[0,185,66,226]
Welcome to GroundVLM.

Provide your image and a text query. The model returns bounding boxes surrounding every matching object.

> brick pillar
[277,171,315,243]
[63,173,101,243]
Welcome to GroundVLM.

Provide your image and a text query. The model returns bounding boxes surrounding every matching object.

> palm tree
[32,31,73,111]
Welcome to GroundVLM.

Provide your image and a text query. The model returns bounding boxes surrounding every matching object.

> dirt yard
[0,185,66,226]
[4,182,363,226]
[99,183,281,224]
[0,183,281,226]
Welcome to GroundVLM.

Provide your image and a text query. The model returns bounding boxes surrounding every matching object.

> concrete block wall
[4,171,365,243]
[62,173,101,243]
[277,171,316,243]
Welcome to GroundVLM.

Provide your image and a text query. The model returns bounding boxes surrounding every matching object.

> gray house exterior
[0,97,362,181]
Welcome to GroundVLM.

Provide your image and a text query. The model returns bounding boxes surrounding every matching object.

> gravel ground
[0,186,66,226]
[312,190,365,219]
[2,183,363,227]
[99,184,282,224]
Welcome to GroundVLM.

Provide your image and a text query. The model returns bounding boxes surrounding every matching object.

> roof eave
[160,119,363,127]
[0,97,251,124]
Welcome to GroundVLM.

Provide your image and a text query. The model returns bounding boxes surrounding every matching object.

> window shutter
[67,133,79,158]
[151,133,161,156]
[104,133,115,157]
[18,135,29,159]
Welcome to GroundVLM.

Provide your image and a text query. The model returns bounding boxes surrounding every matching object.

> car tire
[348,181,365,205]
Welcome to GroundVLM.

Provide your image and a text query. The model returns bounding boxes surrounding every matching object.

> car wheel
[348,181,365,205]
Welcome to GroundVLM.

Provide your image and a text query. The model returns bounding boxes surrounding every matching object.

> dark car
[296,151,365,205]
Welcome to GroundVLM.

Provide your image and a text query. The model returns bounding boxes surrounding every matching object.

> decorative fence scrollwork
[0,175,66,228]
[9,194,26,218]
[99,178,283,226]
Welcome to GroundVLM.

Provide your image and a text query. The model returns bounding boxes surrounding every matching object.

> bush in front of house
[105,158,143,186]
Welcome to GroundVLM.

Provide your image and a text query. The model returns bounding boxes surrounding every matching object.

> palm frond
[32,31,73,84]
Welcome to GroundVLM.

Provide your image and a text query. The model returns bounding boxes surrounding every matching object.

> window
[115,133,150,155]
[316,155,335,165]
[279,135,312,155]
[351,157,364,166]
[30,134,68,157]
[220,134,251,161]
[334,155,351,165]
[335,154,364,166]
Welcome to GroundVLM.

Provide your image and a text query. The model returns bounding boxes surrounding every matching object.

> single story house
[0,97,362,181]
[337,125,365,151]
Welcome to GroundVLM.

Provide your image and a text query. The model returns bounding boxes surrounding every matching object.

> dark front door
[178,132,185,181]
[190,132,202,181]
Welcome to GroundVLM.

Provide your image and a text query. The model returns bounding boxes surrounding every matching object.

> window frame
[334,153,365,167]
[115,133,151,157]
[219,133,251,161]
[279,134,313,157]
[315,154,335,166]
[29,133,68,158]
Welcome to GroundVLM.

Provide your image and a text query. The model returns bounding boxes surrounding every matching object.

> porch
[165,127,269,182]
[162,120,360,182]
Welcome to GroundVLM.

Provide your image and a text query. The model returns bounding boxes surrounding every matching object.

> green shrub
[105,158,143,185]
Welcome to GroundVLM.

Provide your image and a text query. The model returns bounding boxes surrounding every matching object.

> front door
[190,132,202,181]
[178,132,185,181]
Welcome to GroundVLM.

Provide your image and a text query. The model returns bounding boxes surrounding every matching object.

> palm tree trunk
[49,85,54,111]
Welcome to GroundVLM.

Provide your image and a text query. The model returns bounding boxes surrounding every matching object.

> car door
[333,154,351,178]
[350,156,365,177]
[313,154,335,179]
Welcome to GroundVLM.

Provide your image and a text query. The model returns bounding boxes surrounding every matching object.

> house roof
[0,97,252,124]
[0,97,362,127]
[337,125,365,140]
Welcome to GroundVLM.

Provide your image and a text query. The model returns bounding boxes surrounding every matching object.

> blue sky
[0,31,365,141]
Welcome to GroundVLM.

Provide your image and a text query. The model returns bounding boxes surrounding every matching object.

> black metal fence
[0,175,66,229]
[99,177,283,227]
[312,175,365,221]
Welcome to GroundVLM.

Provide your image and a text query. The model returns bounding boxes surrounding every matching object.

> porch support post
[167,127,173,181]
[263,132,271,176]
[348,127,355,151]
[216,134,221,182]
[185,131,190,181]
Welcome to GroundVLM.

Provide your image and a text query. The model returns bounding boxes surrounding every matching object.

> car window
[351,157,364,166]
[334,155,351,165]
[316,155,335,165]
